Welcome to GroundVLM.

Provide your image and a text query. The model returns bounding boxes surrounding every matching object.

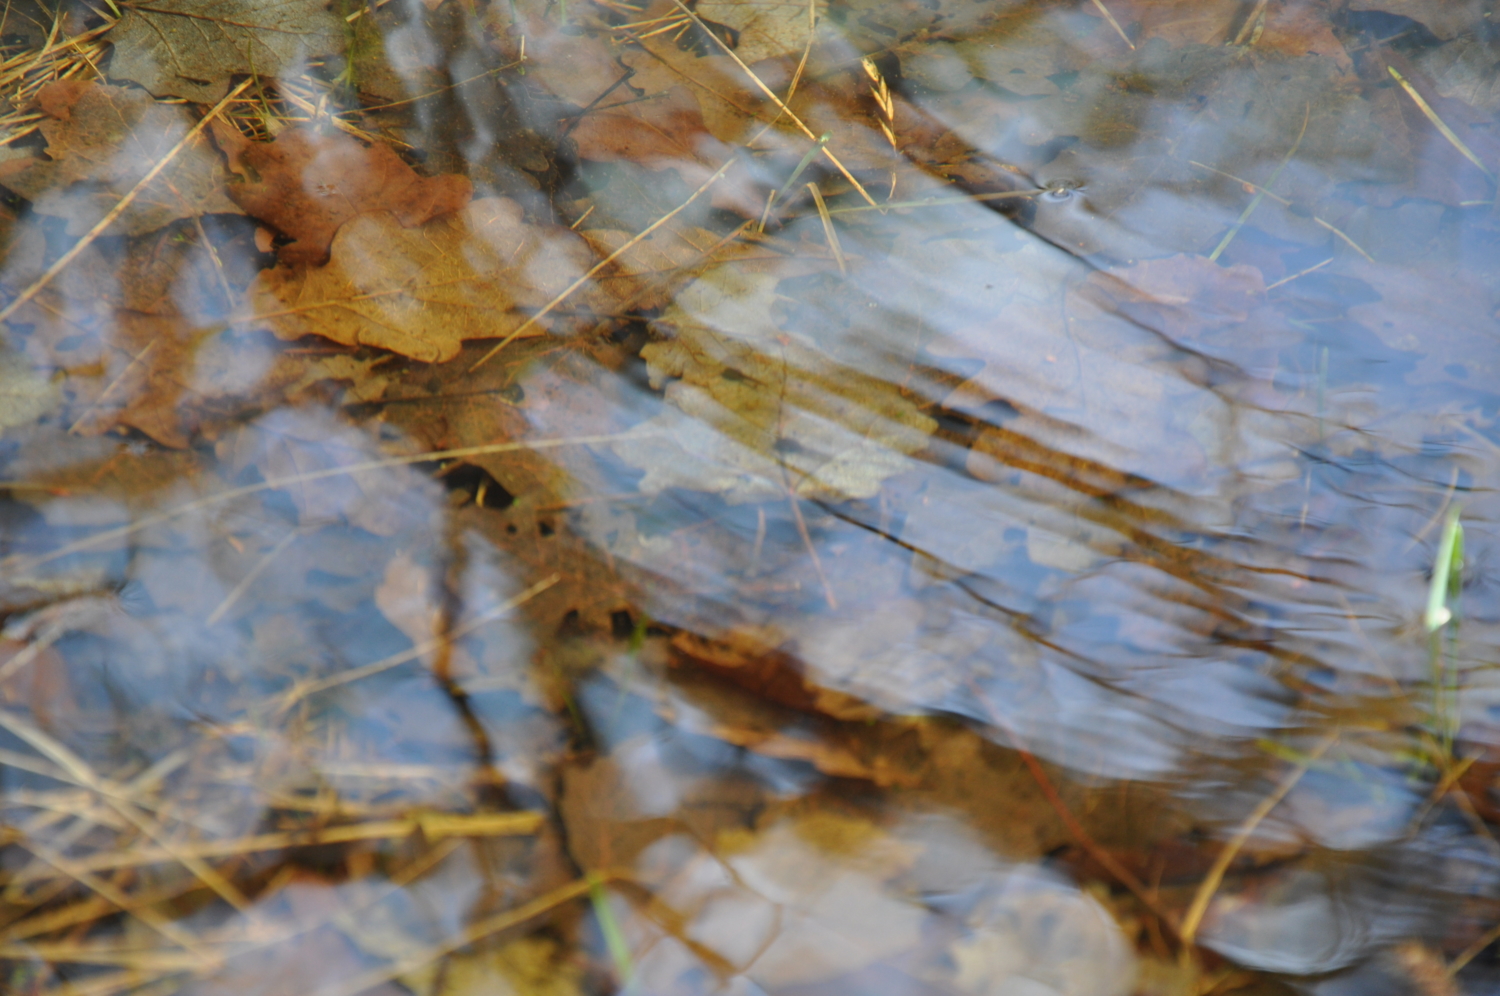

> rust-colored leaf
[215,123,473,265]
[247,198,604,363]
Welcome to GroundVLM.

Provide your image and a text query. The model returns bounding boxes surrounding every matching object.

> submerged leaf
[247,198,602,363]
[679,0,826,65]
[0,350,59,433]
[614,269,937,503]
[214,123,473,265]
[0,81,242,236]
[106,0,345,102]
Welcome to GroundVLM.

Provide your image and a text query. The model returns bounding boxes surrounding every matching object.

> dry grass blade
[1208,104,1309,262]
[860,56,897,150]
[1264,256,1331,290]
[663,0,878,210]
[1178,731,1339,946]
[0,943,206,970]
[1189,160,1374,261]
[785,486,837,610]
[1,432,651,576]
[828,189,1043,214]
[1090,0,1135,49]
[0,78,253,327]
[67,339,161,435]
[7,812,545,886]
[9,835,216,966]
[204,527,304,625]
[27,969,172,996]
[3,878,198,944]
[0,18,113,147]
[1388,66,1495,180]
[273,573,561,713]
[1451,916,1500,975]
[1232,0,1269,45]
[2,752,189,916]
[806,183,846,274]
[0,622,67,684]
[0,710,252,913]
[467,158,739,371]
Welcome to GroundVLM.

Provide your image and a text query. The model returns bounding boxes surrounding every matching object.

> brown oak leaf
[247,197,605,363]
[214,123,473,265]
[0,81,241,236]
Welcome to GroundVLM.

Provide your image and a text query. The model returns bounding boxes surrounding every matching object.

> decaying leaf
[613,268,936,503]
[1415,36,1500,115]
[1075,254,1267,342]
[950,868,1137,996]
[581,224,764,311]
[0,81,242,236]
[1345,260,1500,387]
[374,549,443,660]
[1347,0,1490,40]
[247,198,603,363]
[566,83,721,171]
[214,123,474,265]
[0,348,59,433]
[418,935,584,996]
[655,812,926,988]
[670,628,882,722]
[952,17,1068,97]
[64,312,216,448]
[691,0,826,65]
[106,0,345,102]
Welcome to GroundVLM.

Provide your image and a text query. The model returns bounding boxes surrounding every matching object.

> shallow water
[1,1,1499,994]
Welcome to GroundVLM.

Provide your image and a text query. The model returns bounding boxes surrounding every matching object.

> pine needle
[1388,66,1495,180]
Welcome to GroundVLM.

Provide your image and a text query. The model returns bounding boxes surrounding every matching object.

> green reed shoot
[1425,507,1464,752]
[589,872,635,985]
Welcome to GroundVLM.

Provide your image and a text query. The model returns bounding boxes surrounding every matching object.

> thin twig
[972,693,1183,941]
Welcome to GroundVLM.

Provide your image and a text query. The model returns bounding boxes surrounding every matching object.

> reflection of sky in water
[1,0,1499,991]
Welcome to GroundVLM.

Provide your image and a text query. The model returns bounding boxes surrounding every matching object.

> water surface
[1,1,1499,994]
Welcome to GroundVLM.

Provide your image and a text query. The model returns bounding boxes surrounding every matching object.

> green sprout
[588,872,634,986]
[1425,507,1464,633]
[1426,506,1464,752]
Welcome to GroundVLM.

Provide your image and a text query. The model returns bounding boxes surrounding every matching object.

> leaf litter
[0,0,1499,995]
